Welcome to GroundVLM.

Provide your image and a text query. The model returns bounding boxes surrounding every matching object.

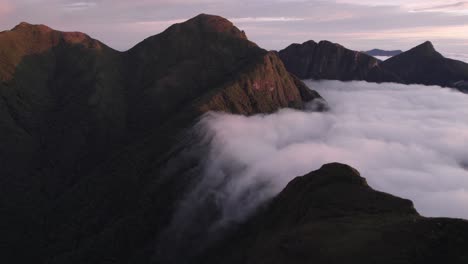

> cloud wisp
[443,51,468,62]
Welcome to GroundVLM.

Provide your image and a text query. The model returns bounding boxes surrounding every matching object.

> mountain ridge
[0,14,323,264]
[279,40,468,92]
[279,40,380,81]
[365,48,403,57]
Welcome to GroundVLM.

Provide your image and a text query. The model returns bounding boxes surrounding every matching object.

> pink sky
[1,0,468,54]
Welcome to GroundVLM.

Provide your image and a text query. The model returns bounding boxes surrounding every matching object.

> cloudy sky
[1,0,468,53]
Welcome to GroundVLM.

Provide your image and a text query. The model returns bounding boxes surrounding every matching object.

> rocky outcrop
[202,163,468,264]
[0,14,322,264]
[198,51,322,114]
[365,49,402,57]
[278,40,381,80]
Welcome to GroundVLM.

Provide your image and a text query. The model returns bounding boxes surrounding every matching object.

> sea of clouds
[373,52,468,63]
[187,80,468,226]
[373,55,391,61]
[443,52,468,63]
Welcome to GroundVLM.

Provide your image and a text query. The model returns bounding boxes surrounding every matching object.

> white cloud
[230,16,305,23]
[411,1,468,13]
[443,51,468,62]
[63,1,97,11]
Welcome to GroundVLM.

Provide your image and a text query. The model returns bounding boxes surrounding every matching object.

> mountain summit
[0,21,103,81]
[408,41,440,56]
[179,13,248,39]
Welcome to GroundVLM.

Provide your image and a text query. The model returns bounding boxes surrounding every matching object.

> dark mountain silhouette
[365,48,403,57]
[0,14,322,264]
[279,40,381,80]
[368,41,468,92]
[279,40,468,92]
[202,163,468,264]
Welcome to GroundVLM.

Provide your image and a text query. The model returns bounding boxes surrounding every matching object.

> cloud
[412,1,468,13]
[230,16,305,23]
[443,51,468,62]
[63,1,97,11]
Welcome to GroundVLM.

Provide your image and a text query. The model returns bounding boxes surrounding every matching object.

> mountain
[279,40,381,81]
[365,49,403,57]
[202,163,468,264]
[0,14,322,264]
[368,41,468,91]
[279,40,468,92]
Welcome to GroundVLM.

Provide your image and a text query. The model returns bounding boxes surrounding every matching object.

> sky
[1,1,468,54]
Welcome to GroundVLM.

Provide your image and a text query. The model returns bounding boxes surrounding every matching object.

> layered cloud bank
[372,52,468,63]
[191,80,468,224]
[443,52,468,63]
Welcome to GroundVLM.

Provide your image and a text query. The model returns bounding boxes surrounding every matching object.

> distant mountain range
[365,48,403,57]
[1,14,468,264]
[279,40,468,93]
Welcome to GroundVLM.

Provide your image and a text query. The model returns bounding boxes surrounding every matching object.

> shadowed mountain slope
[368,41,468,92]
[202,163,468,264]
[278,40,387,81]
[0,14,321,264]
[3,14,467,264]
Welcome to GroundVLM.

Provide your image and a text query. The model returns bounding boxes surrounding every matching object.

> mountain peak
[417,40,435,50]
[0,22,103,81]
[407,41,442,57]
[10,22,102,50]
[12,21,53,33]
[287,163,368,190]
[182,13,248,39]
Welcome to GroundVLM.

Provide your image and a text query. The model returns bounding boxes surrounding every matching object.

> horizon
[1,1,468,54]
